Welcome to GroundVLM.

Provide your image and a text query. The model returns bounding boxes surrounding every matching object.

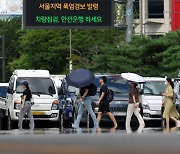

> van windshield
[143,81,166,96]
[0,86,7,98]
[16,78,56,95]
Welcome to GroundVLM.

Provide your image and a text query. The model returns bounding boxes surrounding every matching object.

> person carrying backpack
[96,76,117,128]
[73,83,98,129]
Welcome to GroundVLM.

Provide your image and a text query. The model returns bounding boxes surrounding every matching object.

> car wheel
[0,109,6,130]
[7,113,12,130]
[139,103,143,116]
[161,107,165,128]
[89,115,94,128]
[59,110,63,129]
[176,106,180,120]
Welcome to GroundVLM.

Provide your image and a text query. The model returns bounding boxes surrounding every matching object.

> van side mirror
[7,87,14,94]
[139,89,144,95]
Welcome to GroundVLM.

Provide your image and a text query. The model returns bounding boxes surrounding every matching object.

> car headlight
[51,100,59,110]
[14,98,21,110]
[14,103,21,110]
[143,102,150,110]
[13,98,21,104]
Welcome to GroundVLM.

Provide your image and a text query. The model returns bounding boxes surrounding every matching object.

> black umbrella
[66,68,95,88]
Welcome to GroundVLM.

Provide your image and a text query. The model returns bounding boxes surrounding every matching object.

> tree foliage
[0,17,180,82]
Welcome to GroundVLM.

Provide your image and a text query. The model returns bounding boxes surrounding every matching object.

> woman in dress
[162,78,180,129]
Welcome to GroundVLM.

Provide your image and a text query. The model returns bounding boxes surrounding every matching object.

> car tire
[7,113,13,130]
[59,110,63,129]
[89,115,94,128]
[0,111,3,130]
[176,105,180,120]
[161,107,165,128]
[139,103,143,116]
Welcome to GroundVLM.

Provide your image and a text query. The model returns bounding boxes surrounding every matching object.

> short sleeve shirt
[100,84,108,103]
[23,89,32,101]
[129,87,139,103]
[80,85,90,97]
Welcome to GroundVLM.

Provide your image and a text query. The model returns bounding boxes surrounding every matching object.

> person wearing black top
[18,81,34,131]
[73,84,98,129]
[97,76,117,128]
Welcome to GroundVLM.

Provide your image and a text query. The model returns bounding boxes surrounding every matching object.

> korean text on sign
[39,3,99,11]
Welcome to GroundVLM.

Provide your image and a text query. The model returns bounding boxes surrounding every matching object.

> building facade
[171,0,180,31]
[134,0,171,38]
[0,0,22,19]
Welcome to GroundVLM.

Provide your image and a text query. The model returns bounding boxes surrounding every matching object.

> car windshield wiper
[32,92,41,97]
[114,90,129,94]
[35,92,54,97]
[144,92,160,96]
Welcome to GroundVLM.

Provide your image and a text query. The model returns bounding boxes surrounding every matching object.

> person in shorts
[96,76,117,128]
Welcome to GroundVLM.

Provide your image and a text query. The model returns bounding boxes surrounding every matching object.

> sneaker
[72,123,80,129]
[177,121,180,127]
[93,122,99,129]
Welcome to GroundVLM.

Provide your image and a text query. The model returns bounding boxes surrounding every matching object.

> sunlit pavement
[0,120,179,154]
[0,127,168,135]
[0,126,180,154]
[0,126,179,135]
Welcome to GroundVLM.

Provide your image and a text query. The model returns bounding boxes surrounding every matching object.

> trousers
[74,96,98,128]
[126,103,145,129]
[18,101,34,130]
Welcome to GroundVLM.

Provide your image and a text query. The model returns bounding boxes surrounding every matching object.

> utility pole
[140,0,143,38]
[69,29,72,73]
[0,35,5,82]
[125,0,133,43]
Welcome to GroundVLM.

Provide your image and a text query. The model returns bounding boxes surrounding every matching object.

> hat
[22,81,29,87]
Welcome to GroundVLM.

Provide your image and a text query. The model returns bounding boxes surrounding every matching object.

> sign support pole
[125,0,133,43]
[69,29,72,73]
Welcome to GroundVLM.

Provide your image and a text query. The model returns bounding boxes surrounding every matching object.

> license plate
[155,111,161,115]
[112,112,126,116]
[32,111,45,116]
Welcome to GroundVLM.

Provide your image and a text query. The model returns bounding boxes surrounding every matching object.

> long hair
[24,84,32,98]
[166,78,174,89]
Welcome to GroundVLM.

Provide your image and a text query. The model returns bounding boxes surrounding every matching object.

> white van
[141,77,166,121]
[5,70,59,129]
[174,79,180,112]
[0,83,9,110]
[51,75,66,94]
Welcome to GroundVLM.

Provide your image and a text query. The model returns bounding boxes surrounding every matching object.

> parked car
[5,70,59,129]
[79,75,143,127]
[52,75,77,128]
[0,83,8,98]
[174,78,180,115]
[141,77,166,121]
[0,83,8,130]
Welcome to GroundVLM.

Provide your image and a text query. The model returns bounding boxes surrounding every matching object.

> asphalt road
[0,120,178,154]
[0,129,180,154]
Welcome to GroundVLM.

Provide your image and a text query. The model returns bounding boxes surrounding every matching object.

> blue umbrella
[66,68,95,88]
